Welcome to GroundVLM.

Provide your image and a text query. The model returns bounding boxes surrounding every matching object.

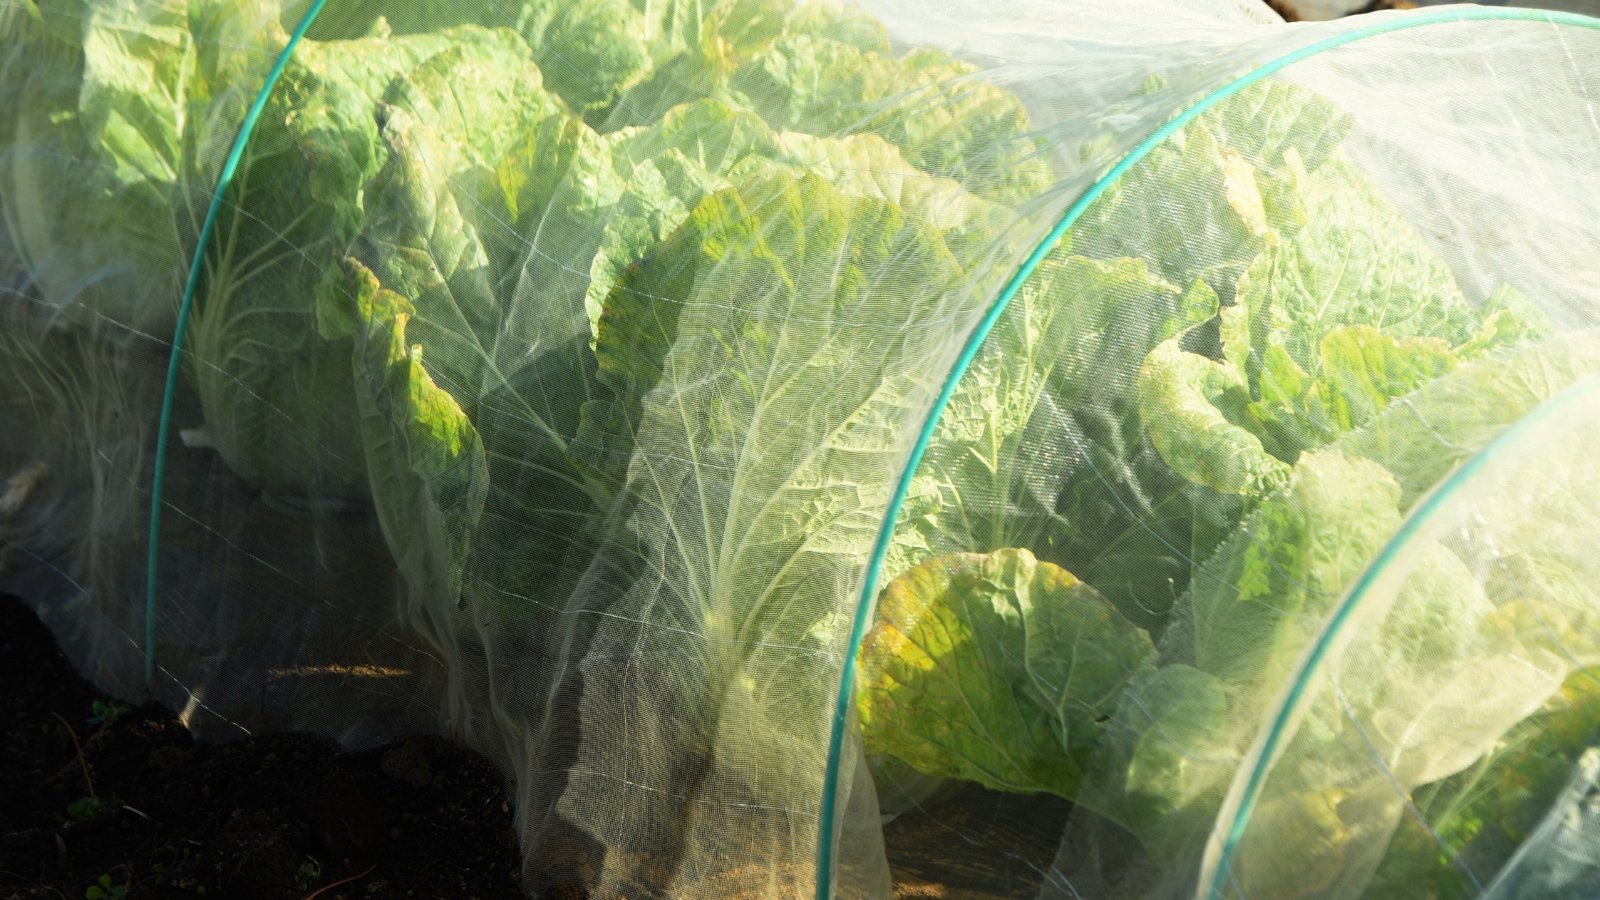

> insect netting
[2,0,1598,896]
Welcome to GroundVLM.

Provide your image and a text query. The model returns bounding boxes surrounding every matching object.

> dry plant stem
[302,864,377,900]
[49,711,95,798]
[0,460,47,517]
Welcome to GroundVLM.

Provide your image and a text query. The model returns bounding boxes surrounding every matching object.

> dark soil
[0,593,523,900]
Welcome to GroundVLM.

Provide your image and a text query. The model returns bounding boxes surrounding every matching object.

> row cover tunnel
[2,0,1599,896]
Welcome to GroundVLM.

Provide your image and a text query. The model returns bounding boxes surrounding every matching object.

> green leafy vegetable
[895,255,1197,577]
[858,548,1155,797]
[8,11,1599,898]
[185,25,568,502]
[848,74,1600,900]
[558,172,998,887]
[0,0,282,333]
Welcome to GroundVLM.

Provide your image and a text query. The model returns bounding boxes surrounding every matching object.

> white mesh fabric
[2,3,1599,899]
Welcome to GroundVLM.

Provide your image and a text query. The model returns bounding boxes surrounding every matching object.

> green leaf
[182,21,607,531]
[1201,78,1351,176]
[518,0,652,117]
[857,549,1155,797]
[184,27,518,500]
[583,99,784,330]
[358,31,566,396]
[766,131,1012,246]
[601,0,788,128]
[1231,153,1481,386]
[1337,331,1600,506]
[1186,449,1401,687]
[323,257,488,606]
[1137,144,1561,508]
[372,28,564,274]
[783,1,890,52]
[1408,670,1600,886]
[1105,665,1235,849]
[509,98,785,375]
[890,254,1220,633]
[1459,283,1553,355]
[1138,337,1289,498]
[0,0,280,333]
[901,255,1193,564]
[727,36,1049,204]
[1245,325,1459,460]
[1071,119,1276,298]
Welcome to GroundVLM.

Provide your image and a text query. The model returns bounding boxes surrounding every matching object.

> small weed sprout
[88,700,131,727]
[66,795,114,822]
[295,857,323,892]
[85,872,129,899]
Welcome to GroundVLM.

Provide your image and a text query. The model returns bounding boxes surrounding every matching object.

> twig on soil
[120,804,153,822]
[49,711,95,798]
[301,864,377,900]
[28,883,68,900]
